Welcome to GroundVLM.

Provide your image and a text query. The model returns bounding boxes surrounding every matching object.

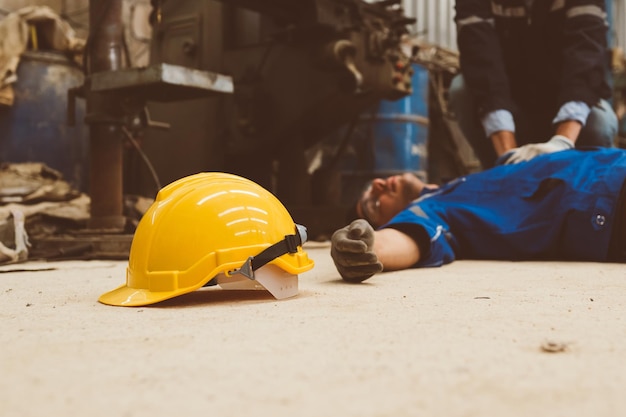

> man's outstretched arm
[330,219,421,282]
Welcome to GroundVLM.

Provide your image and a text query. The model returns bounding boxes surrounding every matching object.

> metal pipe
[86,0,126,230]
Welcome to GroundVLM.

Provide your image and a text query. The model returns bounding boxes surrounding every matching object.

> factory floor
[2,242,626,417]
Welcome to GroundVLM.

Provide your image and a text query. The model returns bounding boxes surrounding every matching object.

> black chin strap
[235,225,307,279]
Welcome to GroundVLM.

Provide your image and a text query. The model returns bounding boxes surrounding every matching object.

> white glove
[500,135,574,165]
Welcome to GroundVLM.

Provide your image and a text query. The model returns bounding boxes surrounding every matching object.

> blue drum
[0,50,88,191]
[340,62,430,204]
[367,63,429,179]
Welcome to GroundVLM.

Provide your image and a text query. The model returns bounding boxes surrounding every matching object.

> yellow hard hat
[99,172,314,307]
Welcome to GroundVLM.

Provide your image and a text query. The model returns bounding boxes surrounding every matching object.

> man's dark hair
[344,179,374,225]
[344,202,360,224]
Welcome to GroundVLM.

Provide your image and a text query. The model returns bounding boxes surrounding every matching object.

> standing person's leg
[447,74,498,168]
[576,99,618,148]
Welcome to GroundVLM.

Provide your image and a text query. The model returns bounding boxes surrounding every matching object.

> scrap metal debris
[411,39,460,75]
[0,163,81,204]
[0,5,85,106]
[0,209,28,264]
[0,162,152,263]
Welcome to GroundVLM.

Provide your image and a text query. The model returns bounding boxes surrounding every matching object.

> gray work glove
[499,135,574,165]
[330,219,383,283]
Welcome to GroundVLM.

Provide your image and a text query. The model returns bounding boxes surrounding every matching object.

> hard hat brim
[99,263,302,307]
[98,284,188,307]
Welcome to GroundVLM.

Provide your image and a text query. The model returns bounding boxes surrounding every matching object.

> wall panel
[401,0,625,52]
[402,0,457,50]
[611,0,626,52]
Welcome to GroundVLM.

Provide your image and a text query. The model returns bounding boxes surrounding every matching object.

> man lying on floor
[331,147,626,282]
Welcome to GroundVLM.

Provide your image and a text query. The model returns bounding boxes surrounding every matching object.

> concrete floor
[2,243,626,417]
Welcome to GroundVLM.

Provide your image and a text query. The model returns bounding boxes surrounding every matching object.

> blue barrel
[347,63,429,179]
[368,63,429,179]
[337,63,430,205]
[0,51,88,191]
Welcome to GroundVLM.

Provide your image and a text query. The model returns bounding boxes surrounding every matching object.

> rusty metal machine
[142,0,417,236]
[48,0,417,257]
[38,0,233,258]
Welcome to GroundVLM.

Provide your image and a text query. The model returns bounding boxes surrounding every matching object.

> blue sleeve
[384,207,457,268]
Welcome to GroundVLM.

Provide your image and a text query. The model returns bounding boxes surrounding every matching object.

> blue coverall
[384,148,626,267]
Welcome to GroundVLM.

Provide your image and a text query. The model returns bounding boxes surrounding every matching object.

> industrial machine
[139,0,417,236]
[34,0,417,258]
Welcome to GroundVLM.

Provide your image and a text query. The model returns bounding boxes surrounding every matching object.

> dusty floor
[2,243,626,417]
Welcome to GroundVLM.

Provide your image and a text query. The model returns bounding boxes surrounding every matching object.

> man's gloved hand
[497,135,574,165]
[330,219,383,283]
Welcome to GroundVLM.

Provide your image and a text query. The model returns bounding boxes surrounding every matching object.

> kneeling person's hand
[331,219,383,283]
[498,135,574,165]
